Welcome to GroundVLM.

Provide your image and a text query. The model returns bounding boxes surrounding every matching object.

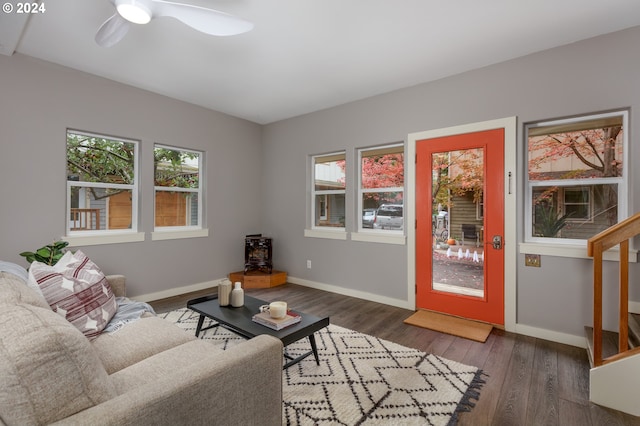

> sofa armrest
[106,275,126,297]
[51,335,283,426]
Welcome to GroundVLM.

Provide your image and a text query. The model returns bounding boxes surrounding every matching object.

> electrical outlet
[306,260,312,269]
[525,254,541,267]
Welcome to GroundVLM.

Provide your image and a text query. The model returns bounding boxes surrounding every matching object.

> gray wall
[261,26,640,338]
[2,26,639,340]
[0,54,263,297]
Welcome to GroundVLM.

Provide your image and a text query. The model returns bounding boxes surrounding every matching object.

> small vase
[230,282,244,307]
[218,279,232,306]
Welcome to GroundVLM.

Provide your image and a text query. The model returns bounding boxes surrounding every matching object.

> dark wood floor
[149,283,640,426]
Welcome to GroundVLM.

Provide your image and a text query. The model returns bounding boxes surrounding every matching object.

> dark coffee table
[187,294,330,369]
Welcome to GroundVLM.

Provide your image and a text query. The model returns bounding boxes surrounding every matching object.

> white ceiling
[4,0,640,124]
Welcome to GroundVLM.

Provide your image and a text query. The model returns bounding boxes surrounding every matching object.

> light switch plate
[525,254,541,267]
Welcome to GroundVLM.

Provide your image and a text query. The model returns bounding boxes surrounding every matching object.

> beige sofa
[0,271,283,426]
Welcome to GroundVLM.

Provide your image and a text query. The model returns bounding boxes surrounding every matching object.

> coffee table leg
[308,334,320,365]
[195,314,205,337]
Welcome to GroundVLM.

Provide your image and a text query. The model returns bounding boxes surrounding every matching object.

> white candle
[269,301,287,319]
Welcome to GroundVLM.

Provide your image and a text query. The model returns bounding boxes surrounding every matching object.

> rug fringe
[447,370,488,426]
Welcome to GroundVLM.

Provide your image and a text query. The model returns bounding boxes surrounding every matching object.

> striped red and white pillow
[27,250,117,340]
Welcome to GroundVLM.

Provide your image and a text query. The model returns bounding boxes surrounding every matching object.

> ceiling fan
[95,0,254,47]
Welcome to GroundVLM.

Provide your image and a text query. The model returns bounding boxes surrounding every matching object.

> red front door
[416,129,505,325]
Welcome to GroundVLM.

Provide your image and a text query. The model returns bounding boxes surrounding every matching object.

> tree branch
[549,136,603,172]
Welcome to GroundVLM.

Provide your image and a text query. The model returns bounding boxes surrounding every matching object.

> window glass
[154,145,203,229]
[359,144,404,231]
[431,148,483,242]
[312,153,346,228]
[526,111,626,242]
[66,130,138,234]
[476,195,484,220]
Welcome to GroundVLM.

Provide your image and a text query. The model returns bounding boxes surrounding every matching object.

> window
[312,152,346,229]
[358,144,404,231]
[66,130,139,235]
[154,144,203,230]
[476,194,484,221]
[563,187,591,220]
[525,110,627,242]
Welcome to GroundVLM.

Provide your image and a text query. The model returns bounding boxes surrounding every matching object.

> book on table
[252,311,301,330]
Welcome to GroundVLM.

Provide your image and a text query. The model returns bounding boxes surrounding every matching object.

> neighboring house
[447,193,483,241]
[68,162,199,231]
[314,160,346,227]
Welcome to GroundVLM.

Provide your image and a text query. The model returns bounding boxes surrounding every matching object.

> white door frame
[406,117,517,332]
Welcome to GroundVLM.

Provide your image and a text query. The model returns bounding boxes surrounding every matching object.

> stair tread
[584,326,620,367]
[628,313,640,348]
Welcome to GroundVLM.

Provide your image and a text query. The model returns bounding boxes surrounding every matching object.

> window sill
[351,231,406,245]
[151,228,209,241]
[519,242,638,263]
[63,232,145,247]
[304,228,347,240]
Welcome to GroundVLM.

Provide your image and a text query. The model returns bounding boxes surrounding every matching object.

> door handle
[492,235,503,250]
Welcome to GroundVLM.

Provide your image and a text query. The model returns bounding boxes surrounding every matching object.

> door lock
[492,235,503,250]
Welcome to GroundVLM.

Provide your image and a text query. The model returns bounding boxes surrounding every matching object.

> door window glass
[432,147,485,298]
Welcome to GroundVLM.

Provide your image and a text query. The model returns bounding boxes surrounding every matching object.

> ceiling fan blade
[150,0,253,36]
[95,13,130,47]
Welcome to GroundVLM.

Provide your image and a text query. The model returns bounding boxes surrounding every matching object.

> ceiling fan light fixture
[116,0,152,24]
[96,0,254,47]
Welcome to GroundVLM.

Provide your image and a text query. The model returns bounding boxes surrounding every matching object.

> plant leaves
[19,241,69,266]
[36,247,52,258]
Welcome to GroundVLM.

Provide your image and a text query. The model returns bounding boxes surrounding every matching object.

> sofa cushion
[28,250,117,340]
[110,339,223,394]
[0,271,50,309]
[92,316,195,374]
[0,303,117,425]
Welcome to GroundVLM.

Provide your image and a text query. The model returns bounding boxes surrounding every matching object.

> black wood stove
[244,234,273,274]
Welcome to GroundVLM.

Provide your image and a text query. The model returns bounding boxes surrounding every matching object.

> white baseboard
[288,276,413,310]
[135,275,596,348]
[291,276,587,348]
[629,301,640,315]
[514,323,586,348]
[133,278,222,303]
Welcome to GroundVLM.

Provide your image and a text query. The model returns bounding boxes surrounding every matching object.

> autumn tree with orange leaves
[432,148,483,212]
[362,154,403,189]
[528,125,622,226]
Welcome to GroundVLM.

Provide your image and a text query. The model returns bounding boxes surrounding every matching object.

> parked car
[362,208,376,228]
[373,204,403,230]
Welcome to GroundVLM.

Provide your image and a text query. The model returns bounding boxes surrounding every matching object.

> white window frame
[64,130,143,247]
[151,144,207,241]
[352,143,406,245]
[523,110,629,248]
[305,152,347,240]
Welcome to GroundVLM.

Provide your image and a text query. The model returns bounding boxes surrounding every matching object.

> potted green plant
[19,241,69,266]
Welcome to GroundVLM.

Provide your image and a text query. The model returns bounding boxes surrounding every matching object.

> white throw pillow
[27,250,117,340]
[0,260,29,282]
[28,252,74,298]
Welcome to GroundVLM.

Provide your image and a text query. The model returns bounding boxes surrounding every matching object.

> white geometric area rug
[162,308,485,426]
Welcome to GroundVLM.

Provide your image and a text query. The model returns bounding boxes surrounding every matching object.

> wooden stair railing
[587,211,640,367]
